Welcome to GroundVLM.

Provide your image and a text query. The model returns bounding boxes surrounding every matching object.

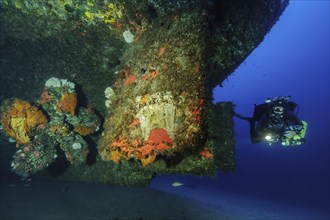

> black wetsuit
[249,101,303,144]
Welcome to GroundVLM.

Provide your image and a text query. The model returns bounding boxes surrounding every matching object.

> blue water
[216,0,330,210]
[152,0,330,217]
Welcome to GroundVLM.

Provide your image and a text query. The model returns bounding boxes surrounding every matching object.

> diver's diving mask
[273,106,284,114]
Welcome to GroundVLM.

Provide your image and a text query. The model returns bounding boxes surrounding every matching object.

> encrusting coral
[100,127,174,167]
[0,77,101,177]
[11,131,57,176]
[0,0,287,185]
[69,108,101,136]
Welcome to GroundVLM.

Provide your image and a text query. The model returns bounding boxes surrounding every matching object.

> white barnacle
[105,100,112,108]
[104,87,115,99]
[60,79,75,89]
[72,142,82,150]
[45,77,75,89]
[8,137,16,143]
[123,30,134,44]
[45,77,61,88]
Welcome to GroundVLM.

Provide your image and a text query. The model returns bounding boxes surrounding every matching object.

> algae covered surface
[0,0,288,185]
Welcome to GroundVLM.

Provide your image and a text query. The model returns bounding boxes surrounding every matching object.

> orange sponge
[0,99,47,145]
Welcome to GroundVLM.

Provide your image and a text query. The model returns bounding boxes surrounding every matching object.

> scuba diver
[235,96,307,146]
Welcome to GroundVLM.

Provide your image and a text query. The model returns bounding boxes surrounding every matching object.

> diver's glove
[284,130,296,138]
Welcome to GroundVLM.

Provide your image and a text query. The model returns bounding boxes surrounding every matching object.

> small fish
[172,182,183,187]
[8,184,16,187]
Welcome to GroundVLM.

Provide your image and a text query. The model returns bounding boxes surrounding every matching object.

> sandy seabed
[0,175,227,220]
[1,174,329,220]
[1,141,329,220]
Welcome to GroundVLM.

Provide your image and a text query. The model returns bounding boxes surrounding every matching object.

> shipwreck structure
[0,0,288,186]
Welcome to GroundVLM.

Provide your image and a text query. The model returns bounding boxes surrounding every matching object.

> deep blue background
[152,0,329,214]
[213,0,330,211]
